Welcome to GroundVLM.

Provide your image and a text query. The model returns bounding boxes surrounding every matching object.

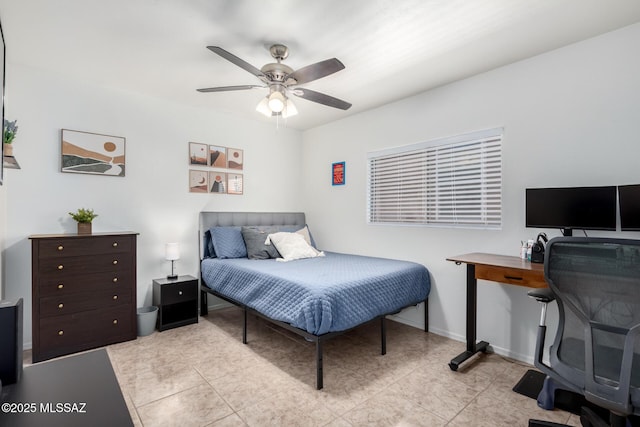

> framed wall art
[189,170,208,193]
[332,161,345,186]
[0,18,6,185]
[61,129,126,176]
[227,148,243,170]
[228,173,243,195]
[208,171,227,193]
[209,145,227,168]
[189,142,208,166]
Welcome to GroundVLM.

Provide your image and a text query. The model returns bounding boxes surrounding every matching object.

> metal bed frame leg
[424,298,429,332]
[242,308,247,344]
[200,290,208,316]
[381,317,387,355]
[316,340,323,390]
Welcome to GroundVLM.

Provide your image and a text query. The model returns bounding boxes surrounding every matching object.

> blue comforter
[201,251,430,335]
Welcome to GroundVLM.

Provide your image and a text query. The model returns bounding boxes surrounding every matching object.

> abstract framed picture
[61,129,126,176]
[209,145,227,168]
[209,171,227,194]
[189,142,208,166]
[228,173,243,195]
[0,17,5,185]
[227,147,243,170]
[189,170,208,193]
[332,161,345,186]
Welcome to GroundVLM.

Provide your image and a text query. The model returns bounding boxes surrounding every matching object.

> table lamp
[165,243,179,279]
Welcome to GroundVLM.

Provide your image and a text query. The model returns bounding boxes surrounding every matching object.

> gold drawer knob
[58,330,64,336]
[57,284,64,289]
[57,245,64,251]
[112,260,118,265]
[113,295,118,300]
[58,303,64,309]
[112,242,118,247]
[112,277,118,283]
[113,319,118,325]
[57,265,64,270]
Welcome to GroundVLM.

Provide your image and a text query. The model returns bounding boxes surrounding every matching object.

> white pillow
[265,232,325,262]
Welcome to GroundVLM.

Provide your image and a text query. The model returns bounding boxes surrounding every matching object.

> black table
[0,349,133,427]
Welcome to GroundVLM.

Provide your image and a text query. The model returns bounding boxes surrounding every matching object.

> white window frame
[367,128,503,229]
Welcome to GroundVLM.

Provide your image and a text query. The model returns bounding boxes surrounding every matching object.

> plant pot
[3,144,13,157]
[77,222,92,235]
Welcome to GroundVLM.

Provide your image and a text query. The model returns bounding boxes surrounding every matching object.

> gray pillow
[241,226,281,259]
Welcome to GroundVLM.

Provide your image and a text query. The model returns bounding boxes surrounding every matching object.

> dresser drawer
[39,288,132,317]
[38,304,135,360]
[161,280,197,305]
[37,270,132,297]
[36,235,134,258]
[37,253,131,276]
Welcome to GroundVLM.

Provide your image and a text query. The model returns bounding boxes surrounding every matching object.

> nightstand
[152,275,198,331]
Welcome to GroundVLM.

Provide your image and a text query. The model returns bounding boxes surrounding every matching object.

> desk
[0,349,133,427]
[446,253,546,371]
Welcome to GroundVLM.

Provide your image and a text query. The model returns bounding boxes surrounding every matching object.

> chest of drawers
[29,232,138,362]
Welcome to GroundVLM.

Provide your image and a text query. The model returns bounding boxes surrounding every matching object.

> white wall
[3,63,302,348]
[301,23,640,363]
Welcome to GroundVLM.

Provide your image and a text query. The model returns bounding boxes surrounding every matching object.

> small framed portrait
[228,173,243,195]
[189,142,208,166]
[209,171,227,194]
[189,170,208,193]
[227,147,243,170]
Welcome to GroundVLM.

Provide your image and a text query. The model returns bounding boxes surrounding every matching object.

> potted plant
[3,119,18,157]
[69,208,98,234]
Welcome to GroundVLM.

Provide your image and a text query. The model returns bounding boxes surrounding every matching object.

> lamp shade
[165,243,180,261]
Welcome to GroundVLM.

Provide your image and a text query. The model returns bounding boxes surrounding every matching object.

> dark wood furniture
[0,349,133,427]
[446,252,546,371]
[29,232,138,363]
[153,275,198,331]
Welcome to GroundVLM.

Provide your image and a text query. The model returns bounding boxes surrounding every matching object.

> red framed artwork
[332,161,345,186]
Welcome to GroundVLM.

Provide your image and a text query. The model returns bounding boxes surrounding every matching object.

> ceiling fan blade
[197,85,262,93]
[288,58,345,85]
[206,46,267,80]
[292,88,352,110]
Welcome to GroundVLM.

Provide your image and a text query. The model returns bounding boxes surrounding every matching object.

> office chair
[528,237,640,427]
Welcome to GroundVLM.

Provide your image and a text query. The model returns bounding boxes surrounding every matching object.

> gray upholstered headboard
[198,211,306,259]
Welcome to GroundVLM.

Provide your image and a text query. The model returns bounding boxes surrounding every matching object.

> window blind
[367,128,502,229]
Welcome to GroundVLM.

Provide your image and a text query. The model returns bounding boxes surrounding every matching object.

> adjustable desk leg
[449,263,489,371]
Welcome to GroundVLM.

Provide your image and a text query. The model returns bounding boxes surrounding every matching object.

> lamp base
[166,274,178,280]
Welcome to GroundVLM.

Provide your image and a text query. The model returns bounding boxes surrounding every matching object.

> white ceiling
[2,0,640,130]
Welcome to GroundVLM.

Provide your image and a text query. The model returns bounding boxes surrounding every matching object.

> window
[367,128,502,229]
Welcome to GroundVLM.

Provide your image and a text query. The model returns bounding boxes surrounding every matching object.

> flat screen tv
[525,186,617,236]
[618,184,640,231]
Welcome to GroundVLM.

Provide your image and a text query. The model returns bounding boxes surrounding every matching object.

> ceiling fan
[197,44,352,118]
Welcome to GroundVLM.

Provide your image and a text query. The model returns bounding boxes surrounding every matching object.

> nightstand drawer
[161,281,197,305]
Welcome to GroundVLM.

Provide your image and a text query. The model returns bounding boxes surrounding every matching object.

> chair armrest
[527,288,555,304]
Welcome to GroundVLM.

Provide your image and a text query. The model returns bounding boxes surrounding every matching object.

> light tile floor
[32,307,581,426]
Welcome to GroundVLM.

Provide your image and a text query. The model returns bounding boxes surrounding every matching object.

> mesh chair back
[544,237,640,415]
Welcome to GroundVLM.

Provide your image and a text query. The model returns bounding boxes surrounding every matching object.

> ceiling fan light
[256,97,273,117]
[282,98,298,118]
[267,91,285,113]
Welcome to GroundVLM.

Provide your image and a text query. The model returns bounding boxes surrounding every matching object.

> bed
[198,212,431,389]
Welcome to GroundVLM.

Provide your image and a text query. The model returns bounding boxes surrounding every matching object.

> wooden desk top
[447,252,544,272]
[447,252,547,288]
